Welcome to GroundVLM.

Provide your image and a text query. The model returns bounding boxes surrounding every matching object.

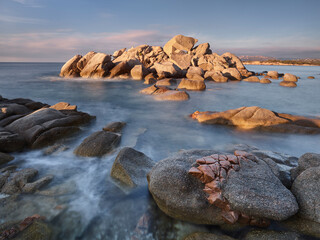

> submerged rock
[191,106,320,134]
[111,147,155,188]
[280,81,297,87]
[74,131,121,157]
[154,90,190,101]
[266,71,279,79]
[283,73,298,82]
[260,78,271,84]
[0,152,14,165]
[103,121,126,133]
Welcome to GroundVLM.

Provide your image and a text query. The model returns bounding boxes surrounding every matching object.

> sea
[0,62,319,239]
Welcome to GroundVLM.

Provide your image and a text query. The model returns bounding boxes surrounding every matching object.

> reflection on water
[0,63,320,239]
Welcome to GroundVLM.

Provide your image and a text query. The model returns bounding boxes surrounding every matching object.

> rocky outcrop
[109,61,132,78]
[0,152,14,165]
[191,106,320,134]
[76,51,97,71]
[186,66,204,81]
[222,68,242,81]
[130,64,149,80]
[80,53,114,78]
[163,35,198,56]
[192,43,212,57]
[60,55,82,77]
[0,97,93,152]
[169,51,192,70]
[178,79,206,91]
[74,130,120,157]
[111,147,155,188]
[152,61,182,78]
[204,71,228,82]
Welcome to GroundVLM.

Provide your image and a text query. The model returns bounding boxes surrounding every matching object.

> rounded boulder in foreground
[280,81,297,87]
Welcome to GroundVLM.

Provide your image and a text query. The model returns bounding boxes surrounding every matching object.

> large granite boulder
[60,54,82,78]
[178,79,206,91]
[155,78,177,87]
[192,43,212,57]
[267,71,279,79]
[154,90,190,101]
[222,52,246,71]
[111,147,155,188]
[169,51,192,70]
[152,61,182,78]
[74,130,121,157]
[222,68,242,81]
[130,64,149,80]
[291,166,320,223]
[283,73,298,82]
[291,153,320,180]
[113,48,126,58]
[186,66,204,80]
[109,61,132,78]
[204,71,228,82]
[80,53,114,78]
[147,150,225,225]
[77,51,97,71]
[222,157,298,221]
[280,81,297,87]
[0,127,26,152]
[198,54,228,72]
[191,106,320,134]
[243,76,260,82]
[163,35,198,56]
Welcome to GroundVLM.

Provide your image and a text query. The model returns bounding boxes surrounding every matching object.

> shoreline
[243,61,319,66]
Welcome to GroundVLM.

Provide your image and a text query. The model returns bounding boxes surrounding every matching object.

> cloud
[0,14,44,24]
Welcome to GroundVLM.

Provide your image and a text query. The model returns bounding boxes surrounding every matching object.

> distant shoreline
[243,61,319,67]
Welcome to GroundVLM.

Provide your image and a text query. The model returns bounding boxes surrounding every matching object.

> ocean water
[0,62,320,239]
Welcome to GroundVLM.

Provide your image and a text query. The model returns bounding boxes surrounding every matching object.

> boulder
[178,79,206,91]
[282,215,320,238]
[147,149,225,225]
[260,78,271,84]
[0,128,26,152]
[308,76,315,79]
[244,229,301,240]
[156,78,177,86]
[163,34,198,56]
[292,166,320,223]
[50,102,77,111]
[280,81,297,87]
[152,61,182,78]
[243,76,260,82]
[109,61,132,78]
[80,53,114,78]
[170,51,192,70]
[111,147,155,188]
[59,55,82,78]
[198,54,228,72]
[187,66,204,77]
[291,153,320,180]
[103,121,126,133]
[130,64,149,80]
[113,48,126,58]
[204,71,228,82]
[0,152,14,165]
[222,52,246,70]
[191,106,320,134]
[223,157,298,221]
[192,43,212,57]
[139,85,170,95]
[222,68,242,81]
[144,77,156,85]
[77,51,97,71]
[283,73,298,82]
[267,71,279,79]
[154,90,190,101]
[184,232,235,240]
[74,131,120,157]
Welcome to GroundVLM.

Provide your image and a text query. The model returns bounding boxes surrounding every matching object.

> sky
[0,0,320,62]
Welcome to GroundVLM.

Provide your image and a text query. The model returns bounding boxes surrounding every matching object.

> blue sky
[0,0,319,61]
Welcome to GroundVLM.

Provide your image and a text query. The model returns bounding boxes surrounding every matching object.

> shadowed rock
[59,55,82,78]
[80,53,114,78]
[77,51,97,71]
[184,232,235,240]
[0,152,14,165]
[191,106,320,134]
[130,64,149,80]
[222,68,242,81]
[103,122,126,133]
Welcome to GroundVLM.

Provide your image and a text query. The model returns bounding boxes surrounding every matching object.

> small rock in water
[103,121,126,133]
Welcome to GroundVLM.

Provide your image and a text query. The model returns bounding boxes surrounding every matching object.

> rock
[292,166,320,223]
[144,78,156,85]
[163,34,198,56]
[223,157,298,221]
[0,128,26,152]
[139,85,170,95]
[170,51,192,70]
[198,54,228,72]
[109,61,132,78]
[222,52,246,70]
[74,131,121,157]
[103,121,126,133]
[59,54,82,78]
[267,71,279,79]
[80,53,114,78]
[130,64,149,80]
[283,73,298,82]
[291,153,320,180]
[147,149,225,225]
[282,215,320,238]
[152,61,182,78]
[191,106,320,134]
[308,76,315,79]
[50,102,77,111]
[250,149,298,167]
[243,76,260,82]
[113,48,126,58]
[222,68,242,81]
[111,147,155,188]
[187,67,204,77]
[77,51,97,71]
[260,78,271,84]
[0,152,14,165]
[204,71,228,82]
[244,229,302,240]
[1,168,53,194]
[154,90,190,101]
[184,232,235,240]
[156,78,177,86]
[14,219,52,240]
[178,79,206,91]
[192,43,212,57]
[280,81,297,87]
